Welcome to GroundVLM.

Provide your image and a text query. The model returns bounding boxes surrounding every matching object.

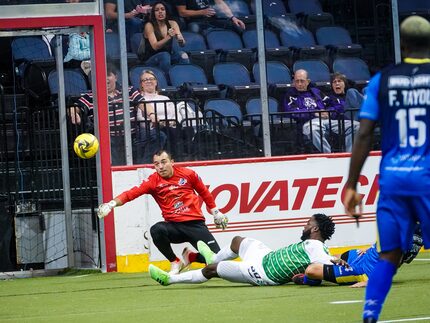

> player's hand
[331,258,349,268]
[98,200,117,219]
[211,209,228,230]
[343,187,363,218]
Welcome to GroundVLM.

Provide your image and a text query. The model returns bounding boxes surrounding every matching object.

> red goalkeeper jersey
[116,166,216,222]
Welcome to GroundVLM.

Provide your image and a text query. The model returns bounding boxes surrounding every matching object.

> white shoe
[169,260,184,275]
[182,247,193,267]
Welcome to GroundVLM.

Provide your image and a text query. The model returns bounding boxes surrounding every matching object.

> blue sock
[363,259,397,321]
[303,275,322,286]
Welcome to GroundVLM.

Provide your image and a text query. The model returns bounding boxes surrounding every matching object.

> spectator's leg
[303,118,331,152]
[171,40,189,64]
[145,51,172,73]
[342,120,360,152]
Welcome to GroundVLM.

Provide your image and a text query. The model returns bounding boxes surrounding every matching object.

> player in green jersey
[150,213,343,286]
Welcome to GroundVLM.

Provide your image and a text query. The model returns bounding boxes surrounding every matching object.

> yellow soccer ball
[73,133,99,159]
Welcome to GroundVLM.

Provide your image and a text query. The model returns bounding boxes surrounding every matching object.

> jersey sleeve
[116,176,154,205]
[359,73,381,121]
[189,170,217,210]
[304,240,334,265]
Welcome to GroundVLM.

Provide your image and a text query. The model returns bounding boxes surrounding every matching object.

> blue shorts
[332,249,368,284]
[377,193,430,253]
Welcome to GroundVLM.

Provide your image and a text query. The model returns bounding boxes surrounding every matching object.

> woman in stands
[143,1,189,73]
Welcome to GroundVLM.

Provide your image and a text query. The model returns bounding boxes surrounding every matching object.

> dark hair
[330,72,347,84]
[313,213,335,240]
[106,63,118,76]
[149,1,171,25]
[153,149,172,160]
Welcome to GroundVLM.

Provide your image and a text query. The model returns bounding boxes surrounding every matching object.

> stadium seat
[252,61,292,100]
[245,97,297,155]
[181,31,217,82]
[293,59,331,86]
[251,0,288,16]
[279,27,328,63]
[202,98,257,158]
[130,33,143,57]
[47,69,89,104]
[205,29,255,71]
[242,29,293,68]
[168,64,219,101]
[288,0,323,14]
[129,65,177,97]
[222,0,256,28]
[315,26,363,60]
[11,36,53,65]
[332,57,371,88]
[212,62,260,107]
[105,33,138,65]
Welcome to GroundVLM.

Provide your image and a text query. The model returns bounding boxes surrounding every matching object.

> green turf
[0,254,429,323]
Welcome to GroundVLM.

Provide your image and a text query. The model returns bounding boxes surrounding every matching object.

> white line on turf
[379,317,430,322]
[413,259,430,261]
[330,300,363,304]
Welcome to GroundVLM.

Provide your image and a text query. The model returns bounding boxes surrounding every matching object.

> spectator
[325,72,364,120]
[69,63,148,165]
[143,1,189,73]
[284,69,358,153]
[63,32,91,72]
[138,70,200,161]
[104,0,151,48]
[135,70,170,164]
[176,0,246,34]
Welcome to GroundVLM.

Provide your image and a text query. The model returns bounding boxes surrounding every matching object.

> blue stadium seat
[48,69,89,98]
[206,29,255,71]
[213,62,260,106]
[293,59,331,86]
[168,64,219,100]
[251,0,288,17]
[279,27,328,63]
[105,32,138,64]
[332,57,371,88]
[252,61,292,100]
[11,36,53,64]
[316,26,362,59]
[242,29,293,67]
[288,0,323,14]
[181,31,218,82]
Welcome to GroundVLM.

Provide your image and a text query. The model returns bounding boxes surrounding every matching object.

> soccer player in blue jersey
[343,16,430,323]
[292,226,423,287]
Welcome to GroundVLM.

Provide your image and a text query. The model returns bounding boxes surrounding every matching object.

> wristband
[230,16,236,21]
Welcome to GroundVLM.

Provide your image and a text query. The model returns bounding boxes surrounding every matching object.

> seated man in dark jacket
[284,69,358,153]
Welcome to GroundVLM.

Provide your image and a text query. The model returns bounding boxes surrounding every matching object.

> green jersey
[262,239,332,284]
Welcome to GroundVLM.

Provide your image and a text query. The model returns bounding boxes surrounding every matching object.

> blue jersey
[332,244,379,284]
[359,60,430,195]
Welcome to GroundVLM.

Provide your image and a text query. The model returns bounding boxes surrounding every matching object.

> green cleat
[149,264,170,286]
[197,240,215,265]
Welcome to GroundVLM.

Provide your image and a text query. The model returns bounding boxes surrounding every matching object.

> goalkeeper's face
[153,152,174,178]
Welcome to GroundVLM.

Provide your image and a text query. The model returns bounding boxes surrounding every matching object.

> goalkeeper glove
[98,200,117,219]
[211,208,228,230]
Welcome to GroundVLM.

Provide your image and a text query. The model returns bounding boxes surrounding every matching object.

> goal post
[0,13,117,272]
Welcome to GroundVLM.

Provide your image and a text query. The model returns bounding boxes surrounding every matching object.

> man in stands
[284,69,357,153]
[176,0,245,34]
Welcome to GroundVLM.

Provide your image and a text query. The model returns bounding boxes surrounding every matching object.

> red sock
[188,252,198,263]
[173,257,181,263]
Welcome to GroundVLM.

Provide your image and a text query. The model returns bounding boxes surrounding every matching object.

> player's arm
[343,73,380,217]
[97,179,152,218]
[191,171,229,229]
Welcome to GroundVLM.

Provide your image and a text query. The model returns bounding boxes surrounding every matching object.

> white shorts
[235,238,277,286]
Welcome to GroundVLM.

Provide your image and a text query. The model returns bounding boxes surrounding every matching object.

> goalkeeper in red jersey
[98,149,228,274]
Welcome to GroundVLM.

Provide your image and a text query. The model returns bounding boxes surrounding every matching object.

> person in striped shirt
[149,213,343,286]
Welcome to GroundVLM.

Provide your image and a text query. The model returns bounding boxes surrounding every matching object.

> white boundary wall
[112,155,380,261]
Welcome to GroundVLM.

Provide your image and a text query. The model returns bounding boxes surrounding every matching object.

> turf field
[1,254,429,323]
